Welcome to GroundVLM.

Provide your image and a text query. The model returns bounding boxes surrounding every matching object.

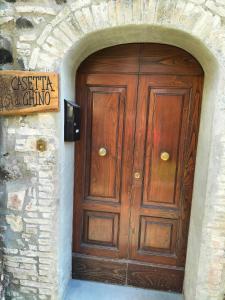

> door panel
[139,216,178,255]
[129,75,202,268]
[73,74,138,259]
[142,88,190,206]
[86,86,125,202]
[83,211,119,247]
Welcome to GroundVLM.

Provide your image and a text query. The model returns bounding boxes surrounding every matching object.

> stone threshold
[65,279,184,300]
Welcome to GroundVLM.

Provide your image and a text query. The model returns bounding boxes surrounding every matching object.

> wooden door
[73,44,204,292]
[73,73,138,283]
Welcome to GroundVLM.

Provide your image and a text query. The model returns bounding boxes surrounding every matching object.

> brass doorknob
[160,151,170,161]
[134,172,141,179]
[98,147,107,157]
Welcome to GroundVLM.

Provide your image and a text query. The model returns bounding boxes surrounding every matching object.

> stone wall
[0,114,59,299]
[0,1,225,300]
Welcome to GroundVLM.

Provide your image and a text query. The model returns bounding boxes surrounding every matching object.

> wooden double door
[72,44,204,292]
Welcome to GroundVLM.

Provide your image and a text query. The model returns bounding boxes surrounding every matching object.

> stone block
[74,10,89,32]
[3,247,18,255]
[29,245,38,251]
[59,21,80,42]
[7,190,26,211]
[7,266,37,276]
[39,276,52,284]
[15,5,56,15]
[26,212,39,218]
[39,232,51,238]
[6,215,23,232]
[39,264,49,270]
[19,263,37,271]
[39,258,52,265]
[5,256,36,264]
[19,33,37,42]
[16,17,34,29]
[25,202,38,212]
[0,17,14,25]
[206,0,225,17]
[19,250,38,257]
[51,5,71,27]
[20,286,37,294]
[39,225,53,232]
[38,239,50,245]
[70,0,91,11]
[38,245,52,252]
[20,280,48,289]
[15,138,36,152]
[39,288,52,295]
[42,212,54,219]
[52,27,73,47]
[23,218,51,225]
[37,24,53,45]
[4,261,20,268]
[39,269,50,276]
[38,206,53,213]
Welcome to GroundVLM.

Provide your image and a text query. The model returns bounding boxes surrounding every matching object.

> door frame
[59,25,220,300]
[72,44,204,292]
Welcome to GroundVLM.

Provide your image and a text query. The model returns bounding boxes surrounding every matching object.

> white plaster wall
[57,62,75,299]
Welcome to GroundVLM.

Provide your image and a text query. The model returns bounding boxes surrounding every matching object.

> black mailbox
[64,99,81,142]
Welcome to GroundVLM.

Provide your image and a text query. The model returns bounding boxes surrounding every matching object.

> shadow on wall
[0,36,13,66]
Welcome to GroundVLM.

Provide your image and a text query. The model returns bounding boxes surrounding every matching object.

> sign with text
[0,70,59,115]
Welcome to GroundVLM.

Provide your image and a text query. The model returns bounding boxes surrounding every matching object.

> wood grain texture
[129,75,202,268]
[0,70,59,115]
[87,86,125,201]
[73,74,138,259]
[72,255,126,285]
[142,88,190,205]
[139,43,203,75]
[139,216,178,255]
[78,43,203,75]
[127,263,184,292]
[83,211,119,247]
[73,43,204,292]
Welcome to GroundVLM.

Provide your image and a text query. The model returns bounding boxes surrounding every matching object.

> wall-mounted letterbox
[64,99,81,142]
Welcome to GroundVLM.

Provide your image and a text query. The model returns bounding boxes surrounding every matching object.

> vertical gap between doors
[125,44,142,285]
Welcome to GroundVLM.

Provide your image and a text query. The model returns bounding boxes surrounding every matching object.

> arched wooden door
[72,44,204,292]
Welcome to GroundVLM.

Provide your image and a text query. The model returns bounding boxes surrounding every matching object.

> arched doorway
[72,43,204,293]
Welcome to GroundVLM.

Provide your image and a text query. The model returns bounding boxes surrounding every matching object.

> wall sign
[0,70,59,115]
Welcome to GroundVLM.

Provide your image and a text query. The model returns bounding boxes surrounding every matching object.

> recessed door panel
[86,87,125,202]
[143,88,190,206]
[139,216,178,256]
[82,210,119,248]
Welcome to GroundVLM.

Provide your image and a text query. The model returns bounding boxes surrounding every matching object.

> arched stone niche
[58,24,224,300]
